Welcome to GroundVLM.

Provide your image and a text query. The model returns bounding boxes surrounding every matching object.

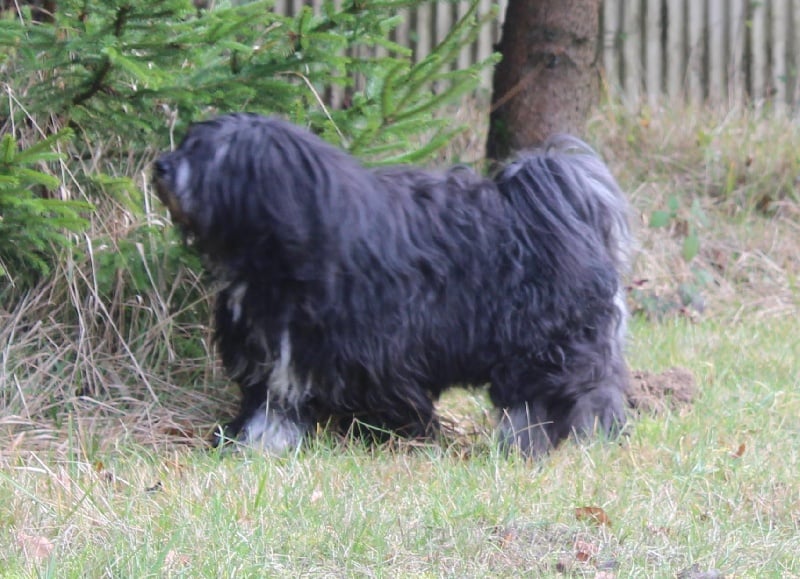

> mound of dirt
[628,367,698,415]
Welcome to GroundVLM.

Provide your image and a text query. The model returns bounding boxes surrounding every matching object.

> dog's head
[154,113,372,266]
[155,113,319,253]
[154,114,259,247]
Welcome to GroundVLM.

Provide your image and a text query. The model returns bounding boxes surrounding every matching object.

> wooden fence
[271,0,507,89]
[603,0,800,109]
[272,0,800,110]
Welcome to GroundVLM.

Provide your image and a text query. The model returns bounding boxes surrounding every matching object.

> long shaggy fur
[153,113,632,456]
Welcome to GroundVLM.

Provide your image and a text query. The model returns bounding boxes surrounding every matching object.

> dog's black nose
[153,158,171,179]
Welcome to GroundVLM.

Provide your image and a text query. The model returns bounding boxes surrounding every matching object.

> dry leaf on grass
[16,532,54,561]
[165,549,191,568]
[575,506,612,527]
[497,526,518,548]
[646,524,672,537]
[574,539,600,562]
[93,460,118,484]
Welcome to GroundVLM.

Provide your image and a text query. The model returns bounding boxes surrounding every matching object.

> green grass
[2,101,800,576]
[3,315,799,576]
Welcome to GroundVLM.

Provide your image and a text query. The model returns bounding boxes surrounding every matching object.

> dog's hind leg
[496,387,625,456]
[490,364,563,455]
[492,355,627,456]
[561,366,627,442]
[496,401,559,456]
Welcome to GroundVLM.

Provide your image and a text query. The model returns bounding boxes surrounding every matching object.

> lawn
[2,102,799,577]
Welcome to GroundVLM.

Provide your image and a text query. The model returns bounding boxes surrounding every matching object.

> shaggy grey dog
[153,113,632,456]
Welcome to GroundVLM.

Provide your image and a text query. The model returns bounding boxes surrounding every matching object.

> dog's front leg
[232,396,312,454]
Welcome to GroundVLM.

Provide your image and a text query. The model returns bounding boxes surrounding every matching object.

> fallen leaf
[731,443,745,459]
[646,524,672,537]
[497,525,517,547]
[237,515,256,531]
[165,549,190,567]
[555,557,573,573]
[16,532,54,561]
[93,460,118,484]
[574,539,600,562]
[575,506,612,527]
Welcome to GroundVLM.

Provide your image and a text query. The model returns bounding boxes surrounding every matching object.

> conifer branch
[72,4,131,106]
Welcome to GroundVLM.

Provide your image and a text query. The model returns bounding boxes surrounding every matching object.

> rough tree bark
[486,0,601,160]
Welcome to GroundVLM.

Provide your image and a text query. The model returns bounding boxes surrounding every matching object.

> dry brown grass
[589,103,800,321]
[1,99,799,457]
[1,256,227,454]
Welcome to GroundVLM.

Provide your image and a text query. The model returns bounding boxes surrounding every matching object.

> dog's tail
[493,135,632,277]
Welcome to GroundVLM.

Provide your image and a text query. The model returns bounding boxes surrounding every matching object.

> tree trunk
[486,0,601,160]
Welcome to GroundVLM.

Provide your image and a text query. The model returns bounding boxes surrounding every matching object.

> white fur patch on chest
[268,331,312,407]
[226,281,248,324]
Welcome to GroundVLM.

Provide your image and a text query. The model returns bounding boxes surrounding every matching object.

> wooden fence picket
[273,0,800,110]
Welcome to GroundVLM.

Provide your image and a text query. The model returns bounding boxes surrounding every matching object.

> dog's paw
[236,403,309,455]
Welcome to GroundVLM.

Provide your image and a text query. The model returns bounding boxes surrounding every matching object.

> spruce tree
[0,0,498,295]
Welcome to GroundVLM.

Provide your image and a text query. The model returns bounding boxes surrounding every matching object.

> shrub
[0,0,497,296]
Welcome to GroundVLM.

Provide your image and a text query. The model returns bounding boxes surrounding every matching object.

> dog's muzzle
[153,158,170,181]
[153,157,191,227]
